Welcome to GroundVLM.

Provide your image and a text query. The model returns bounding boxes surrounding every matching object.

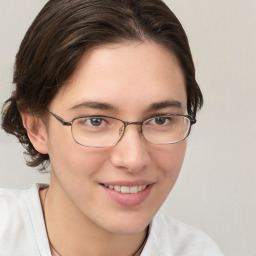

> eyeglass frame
[48,110,196,147]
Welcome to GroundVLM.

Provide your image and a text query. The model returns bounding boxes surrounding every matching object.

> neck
[40,179,147,256]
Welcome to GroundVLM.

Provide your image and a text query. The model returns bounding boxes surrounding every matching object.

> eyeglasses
[48,111,196,148]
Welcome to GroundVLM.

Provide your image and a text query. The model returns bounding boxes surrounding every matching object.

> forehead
[50,42,187,115]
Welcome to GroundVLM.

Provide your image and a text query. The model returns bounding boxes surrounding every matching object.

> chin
[100,208,156,235]
[107,222,149,235]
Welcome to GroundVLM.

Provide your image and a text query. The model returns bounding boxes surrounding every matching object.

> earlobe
[20,112,48,154]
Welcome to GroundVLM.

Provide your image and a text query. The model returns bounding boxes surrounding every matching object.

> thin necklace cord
[42,188,148,256]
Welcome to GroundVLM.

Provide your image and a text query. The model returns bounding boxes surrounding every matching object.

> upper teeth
[105,184,147,194]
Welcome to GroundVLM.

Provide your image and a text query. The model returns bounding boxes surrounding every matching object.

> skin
[22,42,188,256]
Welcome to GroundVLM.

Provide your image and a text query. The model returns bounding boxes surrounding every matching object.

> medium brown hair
[1,0,203,170]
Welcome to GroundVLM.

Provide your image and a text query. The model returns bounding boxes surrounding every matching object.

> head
[1,0,203,234]
[2,0,202,170]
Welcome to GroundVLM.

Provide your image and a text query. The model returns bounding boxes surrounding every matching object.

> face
[43,42,187,235]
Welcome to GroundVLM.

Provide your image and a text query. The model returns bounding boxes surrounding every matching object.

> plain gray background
[0,1,255,256]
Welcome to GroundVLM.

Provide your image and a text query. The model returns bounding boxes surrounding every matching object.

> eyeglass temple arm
[48,111,72,126]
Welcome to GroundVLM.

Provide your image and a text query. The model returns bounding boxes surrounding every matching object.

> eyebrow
[147,100,183,112]
[70,101,119,112]
[69,99,183,113]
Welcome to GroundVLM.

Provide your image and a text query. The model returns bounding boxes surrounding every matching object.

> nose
[110,125,151,173]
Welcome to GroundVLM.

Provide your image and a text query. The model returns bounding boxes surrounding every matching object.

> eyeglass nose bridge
[118,120,144,137]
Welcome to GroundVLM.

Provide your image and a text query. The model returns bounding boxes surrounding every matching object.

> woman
[0,0,224,255]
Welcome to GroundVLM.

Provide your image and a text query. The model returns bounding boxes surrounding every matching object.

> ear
[20,112,48,154]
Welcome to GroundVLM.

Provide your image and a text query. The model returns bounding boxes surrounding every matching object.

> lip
[100,181,154,207]
[101,180,154,187]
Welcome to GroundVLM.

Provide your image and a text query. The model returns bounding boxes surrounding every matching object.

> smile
[103,184,147,194]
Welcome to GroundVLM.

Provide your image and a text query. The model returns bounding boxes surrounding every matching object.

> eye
[88,118,103,126]
[154,116,168,125]
[77,117,108,128]
[149,116,172,125]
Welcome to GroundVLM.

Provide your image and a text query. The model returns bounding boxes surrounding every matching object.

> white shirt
[0,183,224,256]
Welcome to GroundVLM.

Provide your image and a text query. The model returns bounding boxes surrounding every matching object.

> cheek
[49,140,110,206]
[152,141,187,181]
[46,125,108,179]
[143,141,187,216]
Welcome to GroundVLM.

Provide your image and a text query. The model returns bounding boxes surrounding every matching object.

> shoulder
[142,211,224,256]
[0,186,30,225]
[0,183,46,219]
[0,183,49,255]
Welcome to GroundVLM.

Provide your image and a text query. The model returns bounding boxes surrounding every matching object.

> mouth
[102,184,148,194]
[100,182,153,207]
